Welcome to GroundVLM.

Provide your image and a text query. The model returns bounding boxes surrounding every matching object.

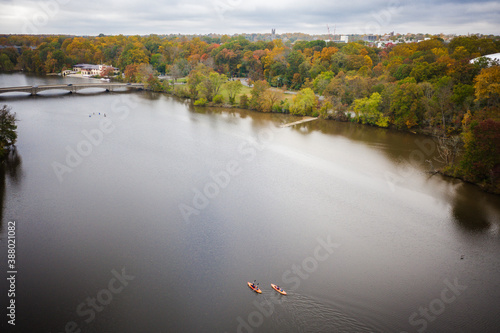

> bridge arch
[0,83,145,97]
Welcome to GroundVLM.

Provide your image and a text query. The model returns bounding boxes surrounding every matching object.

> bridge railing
[0,83,144,96]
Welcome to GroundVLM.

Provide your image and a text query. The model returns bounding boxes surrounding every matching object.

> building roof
[74,64,100,69]
[470,53,500,64]
[73,64,118,71]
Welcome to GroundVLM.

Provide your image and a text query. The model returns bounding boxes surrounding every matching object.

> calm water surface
[1,73,499,333]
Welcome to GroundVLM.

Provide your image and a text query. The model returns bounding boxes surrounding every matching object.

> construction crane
[326,24,336,42]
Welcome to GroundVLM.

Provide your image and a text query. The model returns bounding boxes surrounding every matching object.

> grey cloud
[0,0,498,35]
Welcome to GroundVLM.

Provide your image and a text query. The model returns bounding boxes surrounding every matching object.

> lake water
[1,73,499,333]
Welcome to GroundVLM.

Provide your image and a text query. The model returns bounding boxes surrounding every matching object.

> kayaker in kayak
[271,283,287,295]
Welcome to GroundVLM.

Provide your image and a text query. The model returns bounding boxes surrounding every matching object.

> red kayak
[247,282,262,293]
[271,284,287,295]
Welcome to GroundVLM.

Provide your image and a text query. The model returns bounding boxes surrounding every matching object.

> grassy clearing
[167,77,187,84]
[170,80,295,108]
[281,92,296,102]
[219,85,252,104]
[221,86,294,105]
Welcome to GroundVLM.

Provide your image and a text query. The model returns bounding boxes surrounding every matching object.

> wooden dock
[280,117,318,128]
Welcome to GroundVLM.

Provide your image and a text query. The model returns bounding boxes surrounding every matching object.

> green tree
[146,74,162,92]
[171,58,191,80]
[459,116,500,185]
[323,77,347,116]
[0,47,18,68]
[451,83,474,110]
[118,43,149,69]
[239,94,249,108]
[224,80,243,104]
[259,89,282,112]
[187,64,211,99]
[0,54,14,71]
[249,80,270,110]
[0,105,17,159]
[286,51,306,88]
[393,64,412,80]
[409,61,431,82]
[352,92,388,127]
[197,72,227,101]
[150,53,166,74]
[318,101,333,119]
[390,78,425,129]
[312,71,335,95]
[194,97,208,106]
[213,94,224,104]
[19,49,36,72]
[290,88,317,116]
[432,77,454,133]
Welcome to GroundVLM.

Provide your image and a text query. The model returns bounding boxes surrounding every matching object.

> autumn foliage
[1,33,500,188]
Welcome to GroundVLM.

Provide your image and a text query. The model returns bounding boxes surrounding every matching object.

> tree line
[0,34,499,192]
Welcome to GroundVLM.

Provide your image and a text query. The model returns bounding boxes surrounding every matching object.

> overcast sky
[1,0,499,36]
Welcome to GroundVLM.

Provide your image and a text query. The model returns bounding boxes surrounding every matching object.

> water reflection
[180,104,500,235]
[141,91,163,100]
[304,120,434,161]
[269,118,500,234]
[448,180,500,232]
[1,81,500,332]
[0,148,22,225]
[196,106,296,129]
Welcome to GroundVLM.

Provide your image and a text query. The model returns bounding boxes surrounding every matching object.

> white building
[470,53,500,66]
[72,64,119,76]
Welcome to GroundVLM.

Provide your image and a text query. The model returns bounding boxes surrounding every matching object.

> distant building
[381,32,394,41]
[376,41,396,48]
[0,45,37,53]
[344,35,377,43]
[72,64,119,76]
[363,35,377,42]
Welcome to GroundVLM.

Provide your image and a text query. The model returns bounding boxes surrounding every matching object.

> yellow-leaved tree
[474,66,500,107]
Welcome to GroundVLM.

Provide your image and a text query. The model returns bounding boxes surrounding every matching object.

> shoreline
[2,71,497,196]
[156,88,500,196]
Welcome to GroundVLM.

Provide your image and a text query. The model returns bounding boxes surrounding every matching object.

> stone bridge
[0,83,144,96]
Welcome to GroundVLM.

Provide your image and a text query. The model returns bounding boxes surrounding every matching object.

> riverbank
[2,71,496,196]
[438,169,500,195]
[155,85,500,196]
